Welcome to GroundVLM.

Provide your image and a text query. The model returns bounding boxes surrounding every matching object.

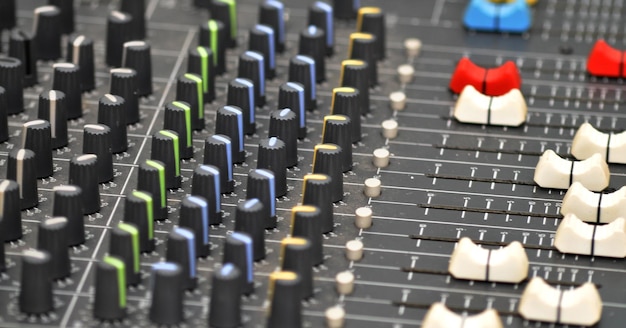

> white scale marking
[72,35,85,64]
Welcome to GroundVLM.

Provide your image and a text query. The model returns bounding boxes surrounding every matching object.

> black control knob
[137,160,168,220]
[233,198,265,261]
[122,41,152,96]
[178,196,211,257]
[267,271,302,328]
[349,33,378,86]
[246,169,277,229]
[164,101,193,159]
[52,63,82,119]
[357,7,385,60]
[0,57,24,115]
[191,164,222,225]
[223,232,254,295]
[83,124,114,183]
[226,78,255,135]
[69,154,100,214]
[33,6,62,60]
[290,205,323,265]
[19,249,53,315]
[308,1,334,56]
[48,0,74,34]
[109,222,142,286]
[340,59,370,115]
[38,90,68,149]
[209,0,238,48]
[269,109,298,168]
[94,255,127,321]
[166,227,198,290]
[302,174,334,234]
[37,217,70,280]
[21,119,53,178]
[281,237,313,299]
[238,51,266,107]
[289,55,317,110]
[151,130,181,189]
[188,46,215,103]
[312,144,343,203]
[203,135,234,194]
[120,0,146,40]
[278,82,306,139]
[0,179,23,241]
[215,105,245,163]
[97,94,127,153]
[333,0,359,20]
[9,29,38,87]
[257,137,287,197]
[7,149,38,210]
[67,34,96,92]
[298,26,325,82]
[322,115,352,172]
[106,11,133,67]
[110,68,140,125]
[249,24,276,79]
[259,1,286,53]
[0,0,16,31]
[199,19,227,75]
[176,73,205,131]
[124,190,155,253]
[52,185,84,246]
[331,87,361,142]
[149,262,184,326]
[0,88,7,143]
[209,263,242,328]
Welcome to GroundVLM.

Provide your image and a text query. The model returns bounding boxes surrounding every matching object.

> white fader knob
[448,237,528,283]
[422,303,503,328]
[453,85,527,127]
[533,150,610,191]
[518,278,602,326]
[560,182,626,224]
[555,213,626,258]
[571,122,626,164]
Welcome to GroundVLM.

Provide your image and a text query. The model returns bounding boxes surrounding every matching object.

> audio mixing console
[1,0,626,327]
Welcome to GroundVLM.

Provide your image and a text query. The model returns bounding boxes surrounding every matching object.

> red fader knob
[587,39,624,78]
[449,57,522,96]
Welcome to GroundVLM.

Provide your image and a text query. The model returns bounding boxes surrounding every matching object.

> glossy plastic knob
[7,149,38,210]
[122,41,153,96]
[67,34,96,92]
[69,154,100,214]
[83,124,114,183]
[97,94,127,154]
[203,135,234,194]
[52,185,84,246]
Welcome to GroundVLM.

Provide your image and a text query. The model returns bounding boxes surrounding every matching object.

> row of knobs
[0,0,386,327]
